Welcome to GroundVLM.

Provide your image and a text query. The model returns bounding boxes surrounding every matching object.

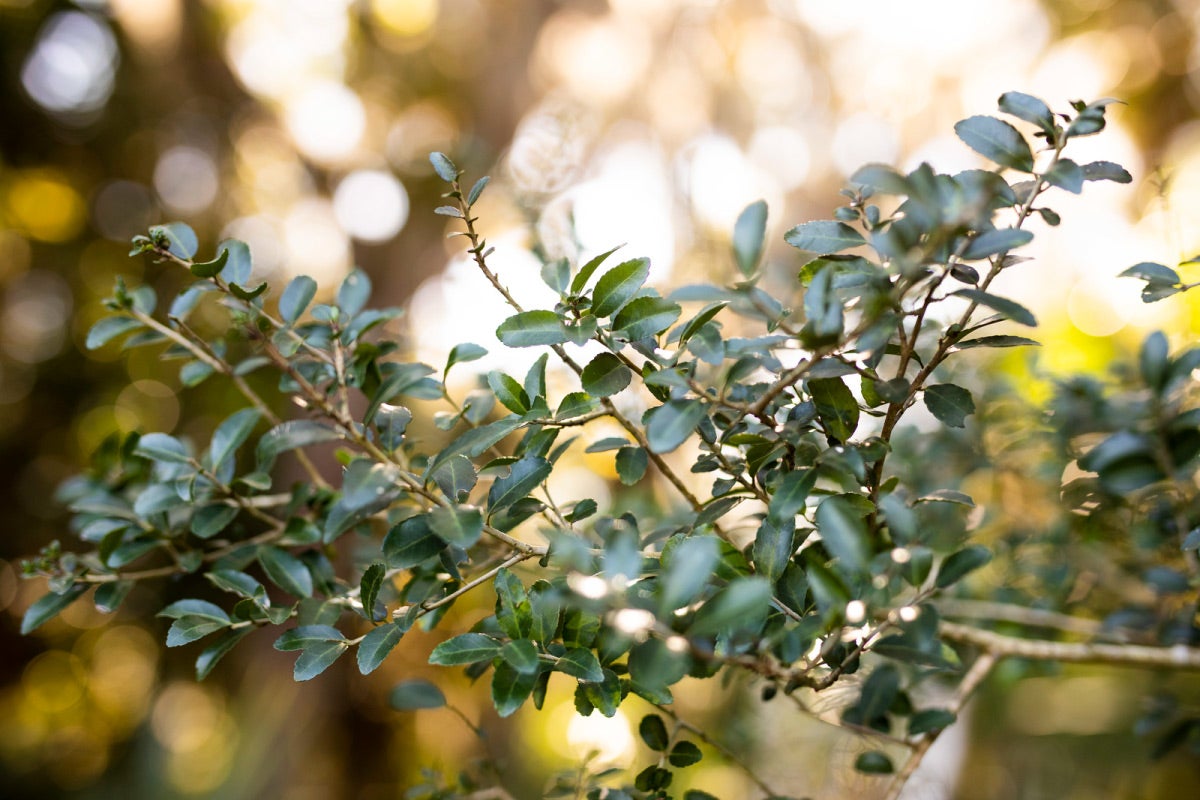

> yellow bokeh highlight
[371,0,438,37]
[4,169,86,242]
[24,651,88,714]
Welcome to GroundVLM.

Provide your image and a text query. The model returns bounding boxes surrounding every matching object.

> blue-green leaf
[645,399,706,454]
[21,584,89,634]
[581,353,632,397]
[279,275,318,324]
[357,622,407,675]
[784,220,866,254]
[429,633,502,665]
[814,496,870,575]
[86,316,142,349]
[952,288,1037,326]
[496,310,568,347]
[489,456,552,513]
[258,546,314,598]
[613,296,681,341]
[954,115,1035,172]
[732,200,768,277]
[924,383,975,428]
[592,257,650,318]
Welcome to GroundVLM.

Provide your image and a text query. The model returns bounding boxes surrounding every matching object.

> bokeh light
[332,169,410,243]
[19,11,118,120]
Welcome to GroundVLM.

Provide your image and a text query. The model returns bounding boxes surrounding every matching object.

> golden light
[371,0,438,38]
[533,10,652,105]
[565,707,637,767]
[23,651,88,714]
[282,198,352,284]
[109,0,182,57]
[284,80,366,164]
[85,626,159,735]
[114,379,182,434]
[4,169,86,243]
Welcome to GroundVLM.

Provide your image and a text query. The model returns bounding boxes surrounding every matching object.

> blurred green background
[3,1,1200,797]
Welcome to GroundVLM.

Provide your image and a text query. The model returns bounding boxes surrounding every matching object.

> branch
[939,620,1200,669]
[935,599,1104,637]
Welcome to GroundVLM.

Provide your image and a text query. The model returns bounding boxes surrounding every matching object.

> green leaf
[615,446,648,485]
[669,741,703,768]
[191,503,239,539]
[1120,262,1180,285]
[446,342,487,376]
[814,496,870,575]
[357,622,407,675]
[571,245,624,295]
[336,269,371,318]
[293,640,349,681]
[752,518,795,583]
[500,639,540,675]
[924,383,976,428]
[936,544,992,588]
[429,152,458,182]
[909,708,957,736]
[732,200,768,277]
[430,633,503,665]
[258,546,314,598]
[189,247,228,278]
[678,301,728,346]
[952,335,1040,350]
[1082,160,1132,184]
[557,648,604,683]
[592,257,650,318]
[209,407,260,468]
[94,580,133,613]
[998,91,1054,132]
[612,296,681,341]
[850,163,911,195]
[494,568,532,640]
[256,420,342,469]
[848,663,899,724]
[963,228,1033,260]
[855,751,894,774]
[496,310,568,347]
[428,505,484,548]
[167,616,229,647]
[431,454,478,502]
[152,222,198,259]
[492,659,538,717]
[952,288,1037,326]
[660,535,719,612]
[1044,158,1084,193]
[954,115,1035,172]
[392,678,447,710]
[216,238,252,284]
[229,281,268,302]
[808,377,859,443]
[488,456,552,514]
[640,713,670,751]
[383,514,445,569]
[86,316,142,349]
[487,370,531,414]
[206,570,266,603]
[159,598,230,622]
[784,220,866,253]
[360,562,386,621]
[196,628,251,680]
[21,584,89,634]
[279,275,318,324]
[646,399,706,454]
[690,577,771,637]
[581,353,632,397]
[273,625,347,651]
[467,175,490,205]
[768,469,817,523]
[134,433,192,465]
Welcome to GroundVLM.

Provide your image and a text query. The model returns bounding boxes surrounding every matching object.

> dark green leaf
[954,115,1035,172]
[159,598,230,621]
[646,399,706,454]
[808,377,859,443]
[557,648,604,683]
[428,505,484,548]
[431,454,478,502]
[228,281,268,301]
[784,220,867,253]
[952,335,1040,350]
[496,310,568,347]
[855,751,894,774]
[1045,159,1084,193]
[166,616,229,647]
[488,370,531,414]
[998,91,1054,132]
[615,446,648,485]
[279,275,317,324]
[612,296,681,341]
[924,384,976,428]
[189,247,228,278]
[191,503,239,539]
[430,633,502,665]
[1082,160,1132,184]
[815,496,870,575]
[273,625,346,651]
[752,517,795,583]
[909,708,956,736]
[94,580,133,613]
[500,639,540,674]
[293,640,348,681]
[592,257,650,318]
[660,535,719,611]
[639,714,670,751]
[571,245,624,295]
[669,741,703,768]
[952,288,1037,326]
[357,622,407,675]
[206,570,266,603]
[492,659,538,717]
[581,353,632,397]
[209,407,260,468]
[1120,262,1180,285]
[360,562,386,621]
[196,628,251,680]
[768,469,817,523]
[678,302,729,346]
[936,545,992,588]
[383,514,445,569]
[732,200,768,277]
[488,456,552,513]
[446,342,487,376]
[21,584,89,634]
[134,433,192,465]
[258,546,314,598]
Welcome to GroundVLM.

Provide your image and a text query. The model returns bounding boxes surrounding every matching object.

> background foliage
[5,1,1200,798]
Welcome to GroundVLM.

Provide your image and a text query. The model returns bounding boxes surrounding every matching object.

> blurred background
[3,0,1200,797]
